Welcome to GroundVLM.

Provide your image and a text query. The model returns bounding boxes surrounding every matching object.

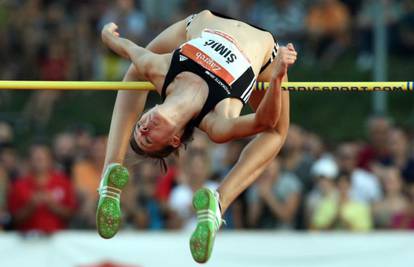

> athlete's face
[133,106,179,153]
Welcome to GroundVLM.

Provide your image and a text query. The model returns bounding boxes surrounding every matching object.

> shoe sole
[96,164,129,239]
[190,188,215,263]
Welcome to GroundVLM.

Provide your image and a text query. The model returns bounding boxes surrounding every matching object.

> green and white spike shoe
[96,163,129,239]
[190,188,223,263]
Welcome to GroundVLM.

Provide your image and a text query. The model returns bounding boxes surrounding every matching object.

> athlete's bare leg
[217,88,289,213]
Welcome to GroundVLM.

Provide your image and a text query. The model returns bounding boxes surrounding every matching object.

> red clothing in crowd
[155,167,177,201]
[8,171,76,233]
[40,58,69,81]
[357,145,391,171]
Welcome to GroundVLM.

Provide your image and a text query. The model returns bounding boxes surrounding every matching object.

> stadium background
[0,0,414,266]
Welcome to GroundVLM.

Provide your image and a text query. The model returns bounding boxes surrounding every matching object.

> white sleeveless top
[180,29,252,86]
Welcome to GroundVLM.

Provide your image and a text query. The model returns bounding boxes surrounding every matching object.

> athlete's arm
[216,76,290,212]
[102,23,155,167]
[255,44,296,128]
[103,14,191,168]
[103,66,149,167]
[103,16,190,168]
[101,23,170,89]
[202,45,296,143]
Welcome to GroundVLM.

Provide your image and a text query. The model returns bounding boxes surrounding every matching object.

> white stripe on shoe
[98,185,121,201]
[100,194,120,202]
[196,210,222,230]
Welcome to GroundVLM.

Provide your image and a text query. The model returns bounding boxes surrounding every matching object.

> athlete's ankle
[214,190,224,216]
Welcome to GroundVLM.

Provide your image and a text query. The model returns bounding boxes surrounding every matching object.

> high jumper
[96,10,296,263]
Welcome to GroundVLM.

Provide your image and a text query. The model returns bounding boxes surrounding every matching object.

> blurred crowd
[1,0,413,81]
[0,0,413,128]
[0,0,414,234]
[1,115,414,233]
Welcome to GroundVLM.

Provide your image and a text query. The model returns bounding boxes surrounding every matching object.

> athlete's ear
[170,135,181,148]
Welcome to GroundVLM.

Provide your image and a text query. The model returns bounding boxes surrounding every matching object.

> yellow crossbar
[0,81,412,91]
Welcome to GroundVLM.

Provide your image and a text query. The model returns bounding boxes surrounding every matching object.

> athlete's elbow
[256,117,278,131]
[268,118,279,129]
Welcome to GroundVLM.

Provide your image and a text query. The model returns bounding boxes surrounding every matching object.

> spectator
[53,132,76,177]
[341,0,362,16]
[0,165,10,230]
[304,132,326,160]
[256,0,305,42]
[373,168,408,228]
[153,165,177,203]
[358,116,393,170]
[0,143,19,181]
[22,4,71,129]
[337,173,374,229]
[388,128,414,183]
[281,125,313,191]
[397,0,414,54]
[0,122,19,181]
[151,130,211,204]
[123,161,166,230]
[72,124,95,160]
[0,121,13,144]
[213,140,245,179]
[306,0,351,65]
[248,158,302,229]
[72,136,106,228]
[93,46,130,81]
[99,0,147,43]
[306,156,339,228]
[95,1,146,81]
[312,173,372,231]
[8,143,76,233]
[392,181,414,230]
[336,142,382,204]
[168,151,218,230]
[71,4,96,80]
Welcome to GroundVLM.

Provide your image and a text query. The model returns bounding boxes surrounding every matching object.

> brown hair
[129,124,195,172]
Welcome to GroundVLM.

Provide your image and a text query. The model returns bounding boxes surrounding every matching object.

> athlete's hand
[274,43,297,79]
[101,22,120,45]
[101,22,131,59]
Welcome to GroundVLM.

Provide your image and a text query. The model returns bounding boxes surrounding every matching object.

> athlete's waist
[175,49,256,105]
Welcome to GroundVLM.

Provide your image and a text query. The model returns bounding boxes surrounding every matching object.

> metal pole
[372,0,388,114]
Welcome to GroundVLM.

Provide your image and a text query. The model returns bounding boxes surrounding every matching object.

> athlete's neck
[160,73,208,130]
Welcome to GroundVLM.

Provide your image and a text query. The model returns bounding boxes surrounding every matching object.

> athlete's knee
[260,129,288,154]
[268,119,289,140]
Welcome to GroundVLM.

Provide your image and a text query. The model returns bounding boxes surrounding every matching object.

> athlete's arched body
[97,10,296,263]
